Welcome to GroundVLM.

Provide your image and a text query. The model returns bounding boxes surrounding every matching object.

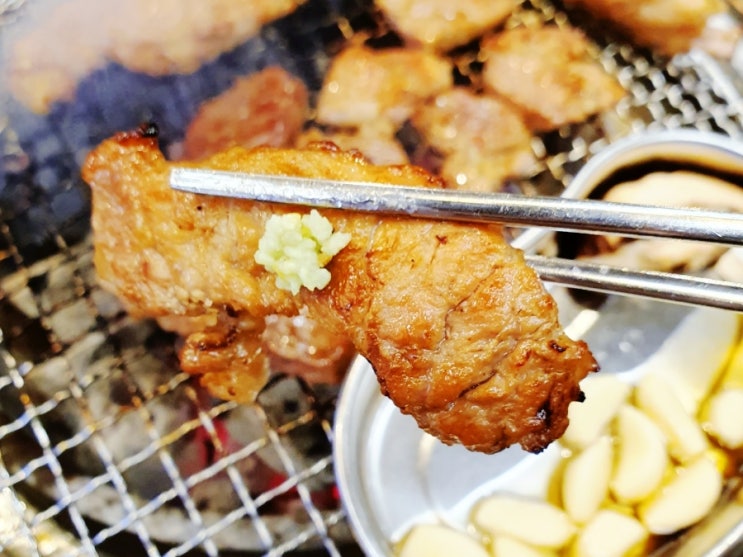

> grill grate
[1,0,743,555]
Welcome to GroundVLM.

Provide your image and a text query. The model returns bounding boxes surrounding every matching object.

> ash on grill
[1,0,743,555]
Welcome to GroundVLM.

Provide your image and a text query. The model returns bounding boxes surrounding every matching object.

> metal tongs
[169,131,743,312]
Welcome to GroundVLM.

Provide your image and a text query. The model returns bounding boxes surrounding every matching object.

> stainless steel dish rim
[333,355,390,557]
[511,129,743,253]
[561,128,743,202]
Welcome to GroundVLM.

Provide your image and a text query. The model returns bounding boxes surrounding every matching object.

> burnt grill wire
[2,0,743,555]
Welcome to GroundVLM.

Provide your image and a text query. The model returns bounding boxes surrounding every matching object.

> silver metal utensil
[170,156,743,312]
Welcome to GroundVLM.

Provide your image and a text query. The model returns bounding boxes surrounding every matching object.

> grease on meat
[82,130,597,454]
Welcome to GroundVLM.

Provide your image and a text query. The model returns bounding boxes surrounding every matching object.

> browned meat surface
[411,88,535,191]
[564,0,724,56]
[82,129,597,453]
[178,66,350,381]
[182,67,309,160]
[377,0,518,51]
[178,312,271,403]
[173,64,362,384]
[310,44,452,174]
[296,125,410,166]
[481,25,625,132]
[315,45,453,128]
[262,314,355,385]
[6,0,304,114]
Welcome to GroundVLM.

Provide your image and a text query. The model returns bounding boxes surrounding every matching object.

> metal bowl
[562,128,743,201]
[333,129,743,557]
[333,296,743,557]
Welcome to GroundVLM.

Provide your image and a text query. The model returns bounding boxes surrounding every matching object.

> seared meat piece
[315,45,453,129]
[377,0,518,51]
[564,0,724,56]
[179,67,351,382]
[311,44,451,174]
[296,124,410,166]
[411,88,535,191]
[6,0,304,113]
[481,25,625,132]
[262,314,355,385]
[178,311,271,403]
[106,0,304,75]
[6,0,110,114]
[82,130,597,453]
[182,67,309,160]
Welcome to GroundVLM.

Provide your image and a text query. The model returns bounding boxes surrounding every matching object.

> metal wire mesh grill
[1,0,743,555]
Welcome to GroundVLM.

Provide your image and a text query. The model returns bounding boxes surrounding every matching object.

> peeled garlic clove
[472,494,576,550]
[572,509,648,557]
[561,436,613,524]
[610,405,669,504]
[642,307,739,414]
[701,334,743,449]
[704,388,743,449]
[634,372,708,463]
[639,455,723,535]
[398,524,489,557]
[561,375,630,450]
[492,536,557,557]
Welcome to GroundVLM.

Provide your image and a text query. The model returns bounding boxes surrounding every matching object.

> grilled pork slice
[481,25,625,132]
[179,67,353,382]
[315,44,453,129]
[182,67,309,160]
[82,129,597,454]
[564,0,724,56]
[7,0,304,113]
[411,87,536,191]
[7,0,109,114]
[106,0,304,75]
[376,0,518,51]
[296,125,410,166]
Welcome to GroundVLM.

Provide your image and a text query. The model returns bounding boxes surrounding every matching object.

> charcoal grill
[1,0,743,555]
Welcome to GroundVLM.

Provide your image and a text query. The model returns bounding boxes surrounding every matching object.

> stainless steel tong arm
[169,167,743,311]
[170,168,743,246]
